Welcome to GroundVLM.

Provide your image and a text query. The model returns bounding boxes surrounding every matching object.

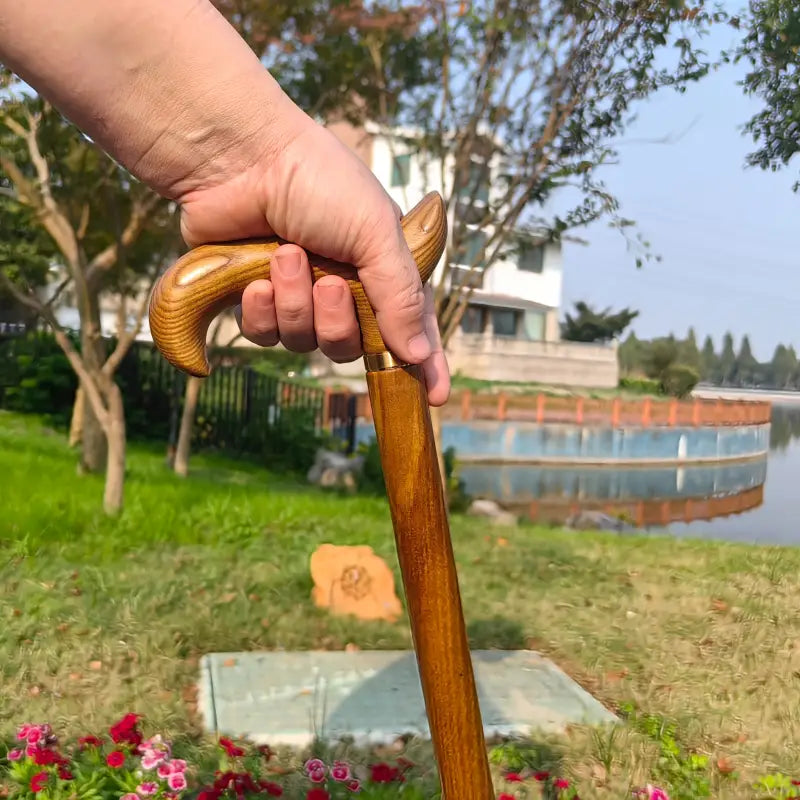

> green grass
[2,410,800,797]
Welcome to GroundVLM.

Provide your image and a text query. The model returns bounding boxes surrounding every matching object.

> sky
[559,11,800,362]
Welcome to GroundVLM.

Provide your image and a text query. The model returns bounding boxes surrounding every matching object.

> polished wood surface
[148,192,446,376]
[367,363,495,800]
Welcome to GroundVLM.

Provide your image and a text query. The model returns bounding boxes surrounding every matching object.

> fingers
[313,277,362,363]
[238,244,361,362]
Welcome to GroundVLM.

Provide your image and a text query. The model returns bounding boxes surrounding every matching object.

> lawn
[2,409,800,798]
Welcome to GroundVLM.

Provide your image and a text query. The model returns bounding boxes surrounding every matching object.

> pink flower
[555,778,570,789]
[168,772,188,792]
[137,782,159,796]
[16,724,33,741]
[346,780,360,792]
[644,786,670,800]
[505,772,524,782]
[158,764,173,779]
[142,752,166,770]
[331,761,352,782]
[6,749,23,761]
[308,767,326,783]
[107,750,126,768]
[304,758,326,774]
[26,727,42,745]
[168,759,187,773]
[123,794,140,800]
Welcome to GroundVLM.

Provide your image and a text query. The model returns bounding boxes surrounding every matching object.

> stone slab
[198,650,616,747]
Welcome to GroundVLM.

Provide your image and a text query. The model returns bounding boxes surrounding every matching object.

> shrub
[660,364,700,398]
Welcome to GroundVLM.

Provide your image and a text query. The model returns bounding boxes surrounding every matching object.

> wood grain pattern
[148,192,446,376]
[367,364,495,800]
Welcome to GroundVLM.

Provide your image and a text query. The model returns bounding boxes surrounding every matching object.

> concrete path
[198,650,616,747]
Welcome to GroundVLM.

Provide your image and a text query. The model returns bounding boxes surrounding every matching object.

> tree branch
[0,270,110,428]
[86,191,163,283]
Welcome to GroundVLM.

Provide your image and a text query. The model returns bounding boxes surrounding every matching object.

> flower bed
[4,715,800,800]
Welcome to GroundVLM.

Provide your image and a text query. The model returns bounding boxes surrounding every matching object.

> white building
[313,118,618,388]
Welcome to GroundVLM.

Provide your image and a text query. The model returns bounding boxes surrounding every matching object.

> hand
[177,119,450,406]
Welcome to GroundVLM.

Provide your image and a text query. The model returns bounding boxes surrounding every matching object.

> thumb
[354,206,435,364]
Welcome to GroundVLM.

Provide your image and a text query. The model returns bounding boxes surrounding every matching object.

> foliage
[0,332,78,427]
[619,704,715,800]
[561,301,639,344]
[618,376,663,396]
[734,1,800,190]
[660,364,700,399]
[263,406,330,475]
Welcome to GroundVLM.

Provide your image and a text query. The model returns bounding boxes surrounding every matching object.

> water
[458,405,800,546]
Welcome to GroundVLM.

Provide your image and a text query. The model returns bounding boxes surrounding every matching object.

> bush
[618,376,663,396]
[262,406,329,475]
[0,332,78,427]
[660,364,700,398]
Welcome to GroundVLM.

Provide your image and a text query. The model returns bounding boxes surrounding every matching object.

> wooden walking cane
[148,191,495,799]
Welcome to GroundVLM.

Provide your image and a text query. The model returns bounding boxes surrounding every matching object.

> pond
[457,405,800,546]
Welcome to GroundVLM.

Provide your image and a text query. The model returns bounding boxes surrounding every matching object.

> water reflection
[461,404,800,544]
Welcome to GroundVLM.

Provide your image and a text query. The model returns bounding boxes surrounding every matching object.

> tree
[618,331,645,375]
[734,334,759,386]
[561,301,639,343]
[377,0,728,348]
[701,335,717,382]
[680,327,702,373]
[770,343,797,388]
[0,86,180,512]
[718,332,737,386]
[735,1,800,190]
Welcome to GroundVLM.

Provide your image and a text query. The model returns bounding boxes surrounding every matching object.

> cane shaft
[367,364,494,800]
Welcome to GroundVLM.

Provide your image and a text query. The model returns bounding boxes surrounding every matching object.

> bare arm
[0,0,307,198]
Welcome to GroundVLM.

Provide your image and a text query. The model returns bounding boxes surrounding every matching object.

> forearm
[0,0,309,197]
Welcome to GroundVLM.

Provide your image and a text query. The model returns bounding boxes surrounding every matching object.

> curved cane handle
[148,192,447,377]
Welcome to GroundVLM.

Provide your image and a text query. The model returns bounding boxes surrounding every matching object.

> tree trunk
[103,381,127,514]
[79,300,107,473]
[68,385,84,447]
[173,375,203,477]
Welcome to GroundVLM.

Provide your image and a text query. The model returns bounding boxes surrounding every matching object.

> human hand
[177,118,450,406]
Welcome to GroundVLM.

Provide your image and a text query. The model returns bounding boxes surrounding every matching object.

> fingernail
[408,333,432,361]
[275,251,301,277]
[253,288,272,309]
[317,283,344,307]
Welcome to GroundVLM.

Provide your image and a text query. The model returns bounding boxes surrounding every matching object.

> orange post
[668,398,678,426]
[536,393,545,424]
[611,397,621,427]
[460,389,471,421]
[641,398,652,427]
[575,397,584,425]
[692,399,701,427]
[497,392,507,421]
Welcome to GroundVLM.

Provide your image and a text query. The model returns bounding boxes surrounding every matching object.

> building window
[518,243,544,273]
[491,308,519,337]
[522,309,545,340]
[454,229,488,269]
[450,267,484,290]
[460,304,486,334]
[457,161,490,204]
[391,153,411,187]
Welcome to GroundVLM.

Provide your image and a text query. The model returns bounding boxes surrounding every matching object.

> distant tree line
[619,329,800,390]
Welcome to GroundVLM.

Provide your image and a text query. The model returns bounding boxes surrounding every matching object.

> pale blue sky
[560,9,799,362]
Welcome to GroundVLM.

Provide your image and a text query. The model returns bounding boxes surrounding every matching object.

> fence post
[668,398,678,426]
[641,397,651,427]
[461,389,471,421]
[322,386,331,430]
[575,397,584,425]
[692,398,701,427]
[497,392,507,421]
[536,393,545,424]
[611,397,620,427]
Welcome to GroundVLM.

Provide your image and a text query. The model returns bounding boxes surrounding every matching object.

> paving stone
[198,650,616,747]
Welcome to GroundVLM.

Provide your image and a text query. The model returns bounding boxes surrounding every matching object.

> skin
[0,0,450,404]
